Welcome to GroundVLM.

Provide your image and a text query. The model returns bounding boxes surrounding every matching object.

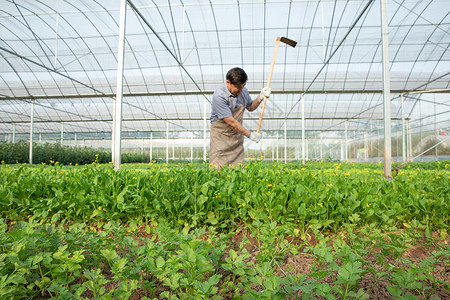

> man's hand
[248,131,262,143]
[259,87,271,100]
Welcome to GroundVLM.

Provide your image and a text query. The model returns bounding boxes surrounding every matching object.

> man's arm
[223,116,251,137]
[246,97,262,112]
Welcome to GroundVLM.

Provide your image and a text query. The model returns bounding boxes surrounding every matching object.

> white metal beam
[380,0,392,179]
[29,100,34,164]
[112,0,127,171]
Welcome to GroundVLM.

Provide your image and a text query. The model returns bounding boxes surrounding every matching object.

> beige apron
[209,99,245,169]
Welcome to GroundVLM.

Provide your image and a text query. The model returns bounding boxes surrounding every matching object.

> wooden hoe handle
[257,37,281,133]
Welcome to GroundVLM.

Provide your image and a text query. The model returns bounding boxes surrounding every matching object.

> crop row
[0,161,449,231]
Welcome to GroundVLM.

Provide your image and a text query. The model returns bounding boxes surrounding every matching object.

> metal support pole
[419,98,422,156]
[344,120,348,161]
[112,100,116,161]
[284,122,287,164]
[60,122,64,145]
[203,96,207,162]
[434,94,438,160]
[380,0,392,178]
[166,120,169,164]
[150,132,153,162]
[112,0,127,171]
[74,132,77,147]
[276,131,279,162]
[407,119,412,161]
[401,94,406,162]
[12,124,15,143]
[301,93,305,164]
[29,99,34,164]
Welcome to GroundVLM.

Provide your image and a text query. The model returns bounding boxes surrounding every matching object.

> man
[209,67,271,168]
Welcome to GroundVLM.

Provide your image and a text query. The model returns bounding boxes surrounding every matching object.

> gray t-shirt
[210,83,253,123]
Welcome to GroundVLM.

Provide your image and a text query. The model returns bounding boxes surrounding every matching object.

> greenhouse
[0,0,449,299]
[1,0,449,170]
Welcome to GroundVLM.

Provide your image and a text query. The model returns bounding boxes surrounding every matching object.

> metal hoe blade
[280,37,297,48]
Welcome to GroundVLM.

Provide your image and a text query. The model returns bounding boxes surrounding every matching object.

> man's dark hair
[226,67,248,85]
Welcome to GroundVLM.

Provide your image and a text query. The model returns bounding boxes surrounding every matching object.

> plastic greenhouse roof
[1,0,449,138]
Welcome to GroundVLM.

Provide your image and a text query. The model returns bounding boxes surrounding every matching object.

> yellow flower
[327,184,333,187]
[98,206,102,210]
[242,203,245,207]
[318,203,323,207]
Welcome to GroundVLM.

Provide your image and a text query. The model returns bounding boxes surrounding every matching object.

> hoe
[257,37,297,133]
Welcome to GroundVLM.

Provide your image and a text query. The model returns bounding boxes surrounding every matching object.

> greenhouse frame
[1,0,449,173]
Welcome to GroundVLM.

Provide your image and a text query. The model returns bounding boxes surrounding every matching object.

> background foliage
[0,141,157,165]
